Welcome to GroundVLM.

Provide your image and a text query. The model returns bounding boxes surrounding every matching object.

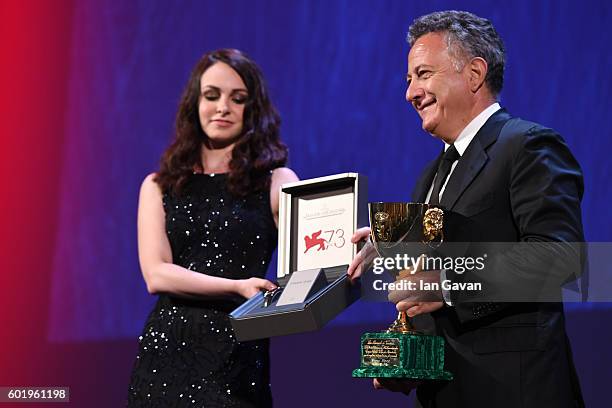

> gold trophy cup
[352,202,453,380]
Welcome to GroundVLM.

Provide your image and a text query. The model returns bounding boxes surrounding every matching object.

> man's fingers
[350,264,362,281]
[351,227,371,244]
[397,301,425,317]
[397,301,444,316]
[396,300,418,312]
[372,378,383,390]
[388,285,414,304]
[406,305,422,317]
[348,239,377,282]
[347,250,363,277]
[348,264,364,283]
[347,229,368,278]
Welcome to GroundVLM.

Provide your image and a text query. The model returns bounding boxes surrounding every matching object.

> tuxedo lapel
[440,109,512,209]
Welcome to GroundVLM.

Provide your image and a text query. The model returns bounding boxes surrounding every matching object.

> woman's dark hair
[155,48,288,196]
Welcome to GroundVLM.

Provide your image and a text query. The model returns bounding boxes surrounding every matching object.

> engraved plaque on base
[352,312,452,380]
[352,202,453,381]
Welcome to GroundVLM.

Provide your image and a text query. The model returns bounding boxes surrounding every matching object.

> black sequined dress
[128,173,277,407]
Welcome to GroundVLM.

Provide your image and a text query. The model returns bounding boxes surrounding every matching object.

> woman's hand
[236,277,277,299]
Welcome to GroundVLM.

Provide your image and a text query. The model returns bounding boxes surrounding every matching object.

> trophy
[352,202,453,381]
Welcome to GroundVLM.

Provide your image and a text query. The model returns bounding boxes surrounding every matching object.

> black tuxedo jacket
[411,109,585,408]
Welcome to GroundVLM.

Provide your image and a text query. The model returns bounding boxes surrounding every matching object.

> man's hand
[347,227,376,282]
[387,258,444,317]
[396,300,444,317]
[373,378,421,395]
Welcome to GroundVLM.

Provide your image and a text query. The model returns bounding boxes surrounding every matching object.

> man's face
[406,32,473,142]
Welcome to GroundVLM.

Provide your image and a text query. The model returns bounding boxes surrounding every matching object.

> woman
[128,49,298,407]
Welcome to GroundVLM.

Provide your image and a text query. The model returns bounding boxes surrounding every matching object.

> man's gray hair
[407,10,505,96]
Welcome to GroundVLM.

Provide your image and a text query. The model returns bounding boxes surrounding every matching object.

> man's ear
[468,57,488,93]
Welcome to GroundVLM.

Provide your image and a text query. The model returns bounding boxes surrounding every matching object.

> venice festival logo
[304,230,327,253]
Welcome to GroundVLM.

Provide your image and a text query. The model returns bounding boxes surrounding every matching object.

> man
[348,10,584,408]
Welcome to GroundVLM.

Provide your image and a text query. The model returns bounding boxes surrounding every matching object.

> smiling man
[406,30,499,144]
[348,10,585,408]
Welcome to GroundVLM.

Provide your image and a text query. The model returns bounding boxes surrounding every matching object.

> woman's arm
[269,167,299,227]
[137,173,276,298]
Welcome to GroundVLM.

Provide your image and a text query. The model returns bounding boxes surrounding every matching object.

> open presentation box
[230,173,367,341]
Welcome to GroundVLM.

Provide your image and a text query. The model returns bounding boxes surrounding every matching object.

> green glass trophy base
[351,366,452,380]
[358,203,453,381]
[352,330,453,381]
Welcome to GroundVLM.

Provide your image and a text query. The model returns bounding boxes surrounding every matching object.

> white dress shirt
[425,102,501,305]
[425,102,501,204]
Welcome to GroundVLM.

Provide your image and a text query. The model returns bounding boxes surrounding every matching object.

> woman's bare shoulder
[271,167,299,185]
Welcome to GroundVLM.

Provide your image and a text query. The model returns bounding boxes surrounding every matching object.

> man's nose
[406,81,424,104]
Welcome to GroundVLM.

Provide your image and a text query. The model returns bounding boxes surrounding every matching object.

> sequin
[128,173,275,407]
